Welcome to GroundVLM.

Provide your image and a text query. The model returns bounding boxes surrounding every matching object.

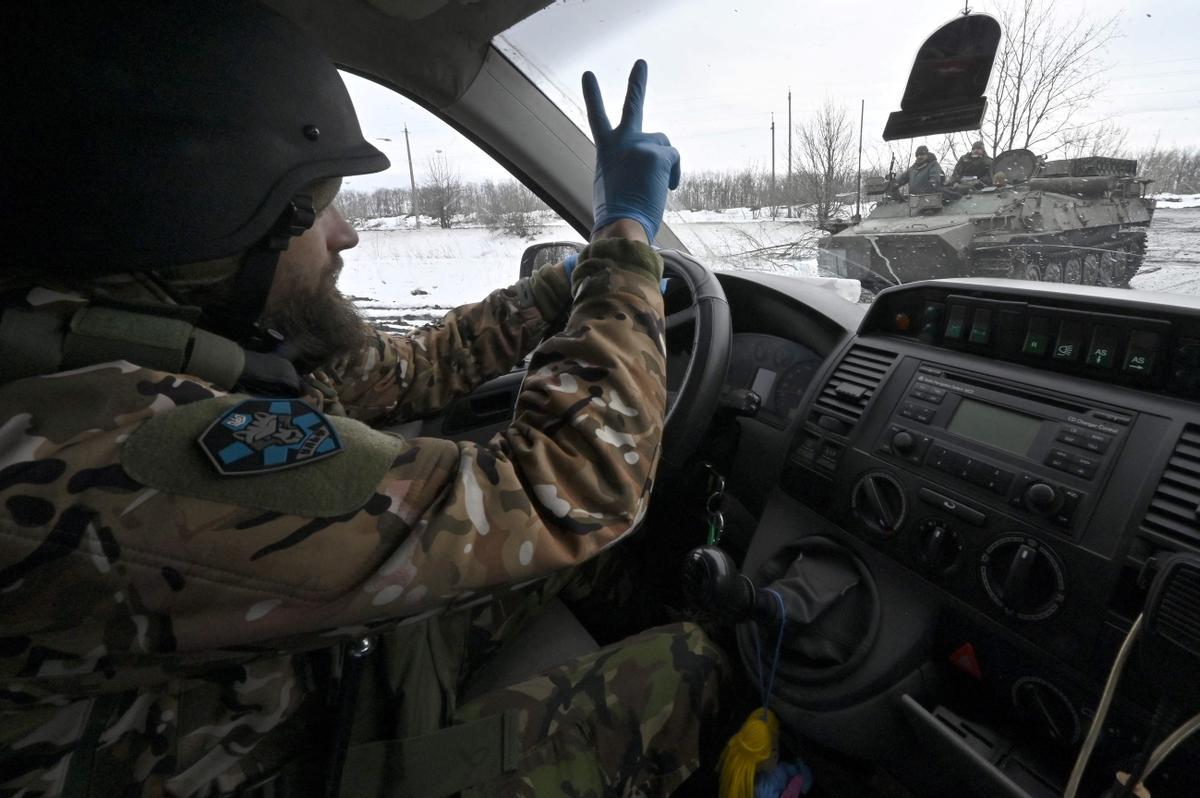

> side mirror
[883,14,1001,140]
[519,241,584,279]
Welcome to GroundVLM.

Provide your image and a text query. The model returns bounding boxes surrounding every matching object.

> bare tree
[943,0,1121,161]
[421,153,461,229]
[794,99,855,228]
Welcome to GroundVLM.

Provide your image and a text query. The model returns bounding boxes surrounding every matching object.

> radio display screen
[946,398,1042,456]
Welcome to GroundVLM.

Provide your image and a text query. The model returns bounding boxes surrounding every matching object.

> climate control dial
[851,472,906,539]
[980,536,1066,620]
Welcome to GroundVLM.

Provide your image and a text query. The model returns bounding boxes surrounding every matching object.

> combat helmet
[4,0,390,332]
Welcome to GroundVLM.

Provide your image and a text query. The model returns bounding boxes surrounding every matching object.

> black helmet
[5,0,389,276]
[915,145,930,156]
[972,140,986,151]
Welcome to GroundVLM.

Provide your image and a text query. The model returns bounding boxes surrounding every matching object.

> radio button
[1082,433,1110,453]
[1046,449,1073,473]
[1056,431,1083,447]
[918,488,986,526]
[1052,489,1083,528]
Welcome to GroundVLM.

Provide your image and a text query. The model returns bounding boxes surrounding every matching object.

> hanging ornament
[719,708,780,798]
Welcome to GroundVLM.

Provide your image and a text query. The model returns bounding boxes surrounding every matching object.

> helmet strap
[203,194,316,352]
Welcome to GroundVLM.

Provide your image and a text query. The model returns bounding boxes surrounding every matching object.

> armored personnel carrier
[818,149,1156,293]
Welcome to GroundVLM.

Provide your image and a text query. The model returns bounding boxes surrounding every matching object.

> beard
[258,255,368,372]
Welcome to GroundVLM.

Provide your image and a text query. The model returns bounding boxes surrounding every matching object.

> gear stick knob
[682,546,777,623]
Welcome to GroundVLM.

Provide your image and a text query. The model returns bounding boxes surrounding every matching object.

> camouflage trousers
[456,622,724,798]
[350,558,726,797]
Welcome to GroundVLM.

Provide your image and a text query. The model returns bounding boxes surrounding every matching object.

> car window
[494,0,1199,304]
[337,72,585,333]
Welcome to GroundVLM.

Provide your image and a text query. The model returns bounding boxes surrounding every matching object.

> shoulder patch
[199,399,342,475]
[121,395,408,517]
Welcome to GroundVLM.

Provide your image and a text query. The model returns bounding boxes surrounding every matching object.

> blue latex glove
[582,60,681,243]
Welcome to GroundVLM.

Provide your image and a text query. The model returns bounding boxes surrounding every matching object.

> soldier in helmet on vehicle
[949,140,994,187]
[0,2,724,796]
[893,144,946,196]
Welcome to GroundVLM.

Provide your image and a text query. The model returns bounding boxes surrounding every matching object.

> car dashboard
[719,275,1200,797]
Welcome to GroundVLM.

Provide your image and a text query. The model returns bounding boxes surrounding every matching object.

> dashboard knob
[980,537,1066,620]
[916,518,961,575]
[891,430,916,455]
[851,473,907,539]
[1023,482,1058,511]
[1012,677,1081,745]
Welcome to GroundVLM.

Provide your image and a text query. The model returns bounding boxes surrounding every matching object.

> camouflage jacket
[0,238,667,797]
[949,152,993,184]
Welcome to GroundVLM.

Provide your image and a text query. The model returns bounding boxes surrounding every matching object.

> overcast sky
[342,0,1200,193]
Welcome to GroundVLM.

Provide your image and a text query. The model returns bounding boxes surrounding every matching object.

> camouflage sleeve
[0,238,665,660]
[320,262,572,425]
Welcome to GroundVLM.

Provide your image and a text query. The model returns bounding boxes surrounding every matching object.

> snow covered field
[340,202,1200,331]
[340,211,841,329]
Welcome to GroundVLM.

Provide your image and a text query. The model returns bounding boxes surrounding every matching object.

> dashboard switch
[920,302,945,340]
[1053,321,1082,362]
[945,305,968,340]
[1023,317,1052,357]
[969,309,992,344]
[1171,338,1200,390]
[1086,326,1118,368]
[1124,330,1159,375]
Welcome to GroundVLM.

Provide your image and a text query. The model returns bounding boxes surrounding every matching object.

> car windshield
[493,0,1199,302]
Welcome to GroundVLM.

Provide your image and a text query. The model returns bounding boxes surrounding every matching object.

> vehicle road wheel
[1099,250,1121,287]
[1082,253,1101,286]
[1063,256,1083,284]
[1124,235,1147,281]
[1041,260,1064,283]
[1023,261,1042,281]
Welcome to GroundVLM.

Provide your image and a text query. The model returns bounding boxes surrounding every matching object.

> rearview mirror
[519,241,584,279]
[882,14,1001,140]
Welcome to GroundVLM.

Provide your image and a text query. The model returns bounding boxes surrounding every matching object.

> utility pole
[787,89,793,218]
[404,124,419,228]
[770,113,776,219]
[855,99,865,222]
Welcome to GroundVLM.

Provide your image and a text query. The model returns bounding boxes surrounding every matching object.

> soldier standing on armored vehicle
[893,145,946,196]
[949,140,994,187]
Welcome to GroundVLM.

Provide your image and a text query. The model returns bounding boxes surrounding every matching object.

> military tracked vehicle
[818,149,1156,293]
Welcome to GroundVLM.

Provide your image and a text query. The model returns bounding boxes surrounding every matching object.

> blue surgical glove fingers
[562,253,578,282]
[581,71,612,136]
[619,60,647,132]
[584,60,678,242]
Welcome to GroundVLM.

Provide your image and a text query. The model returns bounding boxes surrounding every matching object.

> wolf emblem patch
[198,399,343,475]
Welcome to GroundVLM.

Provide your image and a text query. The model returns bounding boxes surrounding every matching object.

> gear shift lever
[682,546,779,623]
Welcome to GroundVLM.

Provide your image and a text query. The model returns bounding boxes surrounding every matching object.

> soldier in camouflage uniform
[0,2,725,796]
[948,140,994,187]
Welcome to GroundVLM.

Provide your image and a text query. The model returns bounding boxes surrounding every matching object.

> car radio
[875,364,1133,536]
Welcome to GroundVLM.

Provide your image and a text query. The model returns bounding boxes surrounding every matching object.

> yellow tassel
[718,708,780,798]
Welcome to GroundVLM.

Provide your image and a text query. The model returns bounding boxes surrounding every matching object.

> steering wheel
[658,250,732,471]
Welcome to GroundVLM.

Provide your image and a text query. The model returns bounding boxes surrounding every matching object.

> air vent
[1139,425,1200,551]
[811,345,897,432]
